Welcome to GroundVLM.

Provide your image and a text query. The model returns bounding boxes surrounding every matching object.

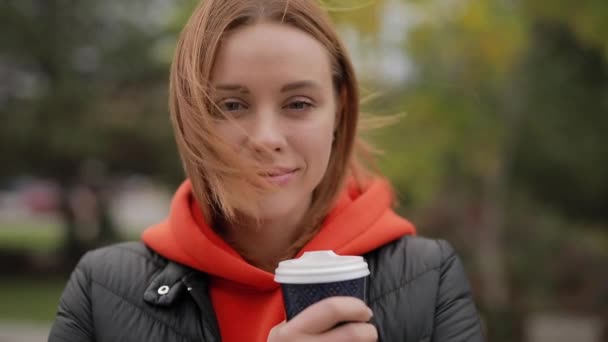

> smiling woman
[49,1,484,341]
[209,22,339,267]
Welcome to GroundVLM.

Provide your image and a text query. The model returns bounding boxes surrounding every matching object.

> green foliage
[0,221,62,252]
[370,1,608,337]
[524,0,608,56]
[0,0,183,184]
[0,277,66,322]
[326,0,385,36]
[511,22,608,221]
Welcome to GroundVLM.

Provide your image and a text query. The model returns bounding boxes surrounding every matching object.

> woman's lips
[263,168,298,186]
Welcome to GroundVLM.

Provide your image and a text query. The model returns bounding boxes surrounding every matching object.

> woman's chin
[255,193,308,224]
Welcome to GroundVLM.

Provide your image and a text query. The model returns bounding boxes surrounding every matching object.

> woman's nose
[247,112,287,153]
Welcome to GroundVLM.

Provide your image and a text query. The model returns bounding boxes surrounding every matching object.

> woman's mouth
[262,168,298,186]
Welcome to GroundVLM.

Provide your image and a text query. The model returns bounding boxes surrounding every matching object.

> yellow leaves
[324,0,384,36]
[321,0,380,12]
[462,0,490,29]
[410,0,528,82]
[456,0,527,76]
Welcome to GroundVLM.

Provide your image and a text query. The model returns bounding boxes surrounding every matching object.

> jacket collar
[143,259,222,341]
[143,260,195,306]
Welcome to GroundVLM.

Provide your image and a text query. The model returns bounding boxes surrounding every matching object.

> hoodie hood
[142,178,416,291]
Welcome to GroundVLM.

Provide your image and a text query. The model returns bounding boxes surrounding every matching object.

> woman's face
[211,22,337,223]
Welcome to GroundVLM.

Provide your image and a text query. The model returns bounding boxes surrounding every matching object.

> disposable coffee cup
[274,250,370,320]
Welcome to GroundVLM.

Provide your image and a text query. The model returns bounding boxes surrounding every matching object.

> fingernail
[368,308,374,317]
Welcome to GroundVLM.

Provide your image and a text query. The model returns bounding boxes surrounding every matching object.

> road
[0,322,50,342]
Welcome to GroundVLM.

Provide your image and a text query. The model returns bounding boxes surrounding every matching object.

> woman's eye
[286,100,313,111]
[222,101,246,112]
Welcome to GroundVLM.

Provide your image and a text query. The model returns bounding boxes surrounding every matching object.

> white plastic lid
[274,250,370,284]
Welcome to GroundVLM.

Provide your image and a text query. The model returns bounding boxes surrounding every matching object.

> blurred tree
[524,0,608,57]
[0,0,184,262]
[369,0,608,339]
[512,4,608,223]
[326,0,385,35]
[381,4,528,337]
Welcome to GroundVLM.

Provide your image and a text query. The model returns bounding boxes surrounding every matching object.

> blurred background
[1,0,607,341]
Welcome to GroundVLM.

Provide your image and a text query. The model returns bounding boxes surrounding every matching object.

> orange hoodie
[142,179,415,342]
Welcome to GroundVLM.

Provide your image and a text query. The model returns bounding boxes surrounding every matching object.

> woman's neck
[212,195,311,272]
[217,202,312,272]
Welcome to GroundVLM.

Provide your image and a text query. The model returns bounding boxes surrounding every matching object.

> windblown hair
[169,0,377,261]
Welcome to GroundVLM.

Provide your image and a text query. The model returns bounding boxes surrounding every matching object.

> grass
[0,276,67,322]
[0,220,141,323]
[0,221,65,322]
[0,221,139,252]
[0,221,62,252]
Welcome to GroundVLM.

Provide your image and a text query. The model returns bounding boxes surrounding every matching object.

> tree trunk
[477,76,524,341]
[57,182,87,266]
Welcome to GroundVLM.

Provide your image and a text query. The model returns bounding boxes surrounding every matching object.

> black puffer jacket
[49,236,484,341]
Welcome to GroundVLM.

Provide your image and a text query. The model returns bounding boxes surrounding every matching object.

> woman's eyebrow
[280,80,320,92]
[214,84,249,93]
[213,80,320,93]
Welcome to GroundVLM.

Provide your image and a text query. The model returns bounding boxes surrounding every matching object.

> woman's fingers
[285,296,373,334]
[317,322,378,342]
[268,320,377,342]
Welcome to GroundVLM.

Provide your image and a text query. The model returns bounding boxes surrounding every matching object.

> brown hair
[169,0,377,263]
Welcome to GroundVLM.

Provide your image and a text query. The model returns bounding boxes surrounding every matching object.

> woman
[49,0,483,341]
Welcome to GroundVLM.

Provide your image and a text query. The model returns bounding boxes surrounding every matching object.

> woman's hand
[268,296,377,342]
